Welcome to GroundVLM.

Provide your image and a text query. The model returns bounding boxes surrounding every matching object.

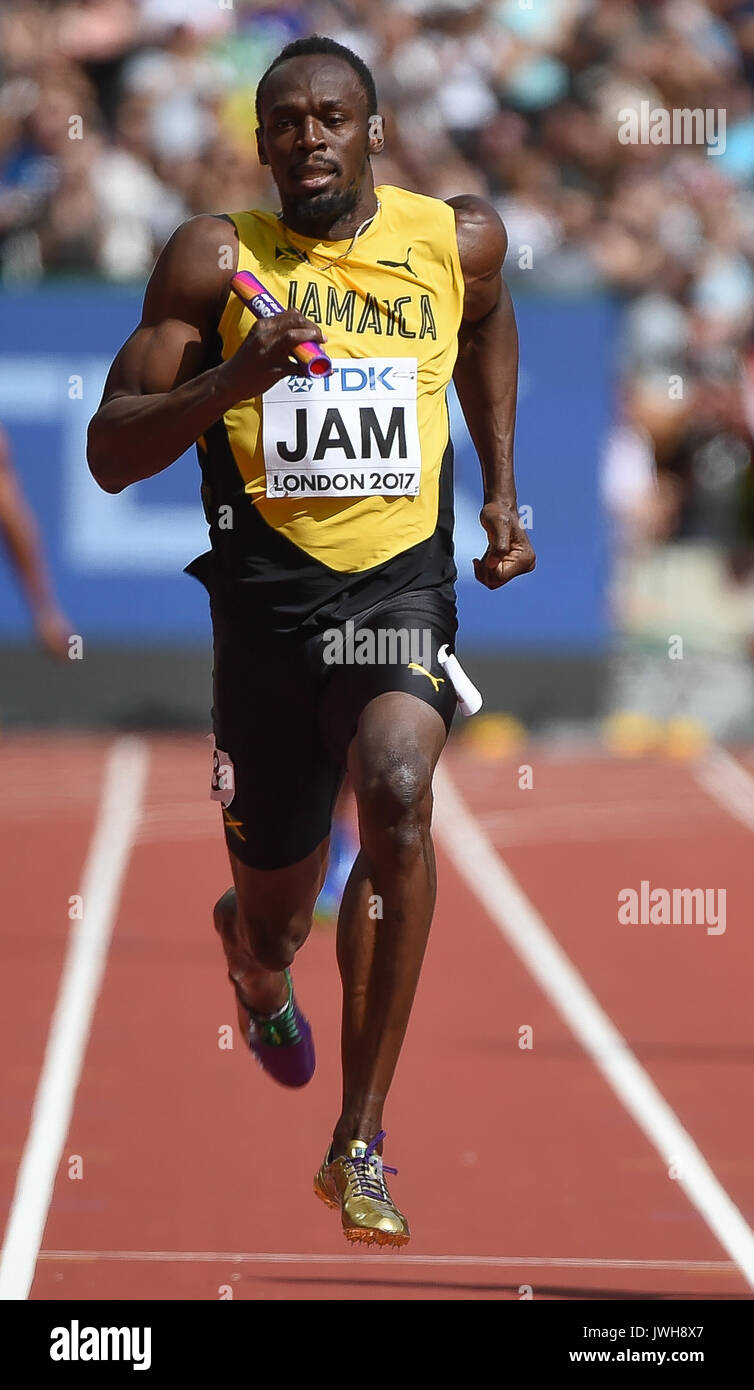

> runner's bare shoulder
[142,214,240,331]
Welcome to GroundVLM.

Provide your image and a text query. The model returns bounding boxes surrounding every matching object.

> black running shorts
[208,589,458,870]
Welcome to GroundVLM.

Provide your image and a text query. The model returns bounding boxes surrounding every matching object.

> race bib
[262,357,421,498]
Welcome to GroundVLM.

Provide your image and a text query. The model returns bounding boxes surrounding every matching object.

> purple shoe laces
[350,1130,398,1202]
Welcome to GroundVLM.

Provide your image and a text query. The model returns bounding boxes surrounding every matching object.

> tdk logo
[324,365,398,391]
[281,358,417,401]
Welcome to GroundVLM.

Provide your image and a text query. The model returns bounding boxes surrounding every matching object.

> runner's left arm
[448,195,535,589]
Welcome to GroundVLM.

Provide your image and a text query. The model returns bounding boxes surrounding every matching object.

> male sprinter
[87,36,534,1247]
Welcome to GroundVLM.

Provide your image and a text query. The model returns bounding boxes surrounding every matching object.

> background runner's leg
[333,692,447,1152]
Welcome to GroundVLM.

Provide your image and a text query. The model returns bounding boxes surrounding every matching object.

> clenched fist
[473,501,536,589]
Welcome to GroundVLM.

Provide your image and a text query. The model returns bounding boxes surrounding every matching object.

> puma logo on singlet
[408,662,445,693]
[377,247,416,276]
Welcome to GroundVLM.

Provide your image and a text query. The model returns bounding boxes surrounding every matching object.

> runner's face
[257,57,372,226]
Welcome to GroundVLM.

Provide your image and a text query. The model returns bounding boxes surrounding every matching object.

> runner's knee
[238,908,312,972]
[356,749,433,849]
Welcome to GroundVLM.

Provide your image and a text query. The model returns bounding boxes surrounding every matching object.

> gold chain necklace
[277,200,381,269]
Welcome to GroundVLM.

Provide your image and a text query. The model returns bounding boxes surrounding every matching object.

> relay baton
[437,645,483,717]
[231,270,332,378]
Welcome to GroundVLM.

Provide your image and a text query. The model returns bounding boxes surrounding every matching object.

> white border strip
[433,763,754,1290]
[0,737,149,1301]
[695,745,754,833]
[37,1250,737,1273]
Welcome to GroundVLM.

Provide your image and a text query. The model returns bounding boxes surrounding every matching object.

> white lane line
[0,737,149,1302]
[694,745,754,833]
[37,1250,736,1273]
[433,762,754,1290]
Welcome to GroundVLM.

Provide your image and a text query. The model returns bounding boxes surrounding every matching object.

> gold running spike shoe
[314,1129,410,1247]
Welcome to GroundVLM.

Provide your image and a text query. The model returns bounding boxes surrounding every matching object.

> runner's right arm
[87,216,325,494]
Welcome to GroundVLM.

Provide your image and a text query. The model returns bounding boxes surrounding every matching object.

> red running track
[1,733,752,1301]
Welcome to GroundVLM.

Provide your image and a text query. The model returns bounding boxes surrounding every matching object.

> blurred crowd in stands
[1,0,754,572]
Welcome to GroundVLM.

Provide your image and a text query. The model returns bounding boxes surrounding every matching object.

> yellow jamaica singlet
[186,184,465,633]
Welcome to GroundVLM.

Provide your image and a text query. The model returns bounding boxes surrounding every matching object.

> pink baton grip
[230,270,332,378]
